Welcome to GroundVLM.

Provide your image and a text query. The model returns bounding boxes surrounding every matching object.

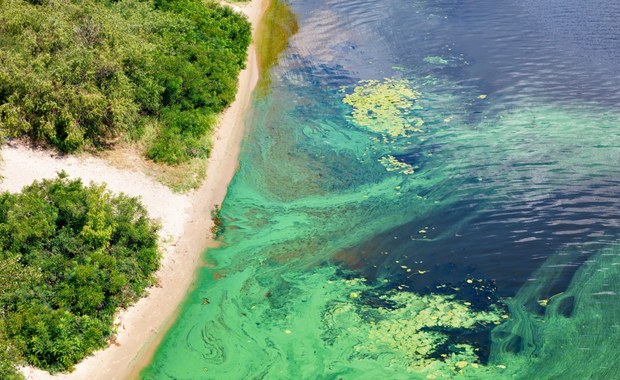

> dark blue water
[291,0,620,104]
[287,0,620,295]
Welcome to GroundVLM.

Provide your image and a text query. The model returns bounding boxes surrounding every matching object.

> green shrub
[0,173,160,373]
[0,0,251,164]
[147,108,214,164]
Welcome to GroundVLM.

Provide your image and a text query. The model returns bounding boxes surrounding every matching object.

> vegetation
[254,0,298,91]
[0,173,160,375]
[0,0,251,164]
[0,0,251,373]
[210,204,224,238]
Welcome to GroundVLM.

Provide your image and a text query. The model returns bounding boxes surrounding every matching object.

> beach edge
[15,0,267,378]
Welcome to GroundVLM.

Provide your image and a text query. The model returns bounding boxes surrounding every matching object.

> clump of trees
[0,0,251,164]
[0,173,160,377]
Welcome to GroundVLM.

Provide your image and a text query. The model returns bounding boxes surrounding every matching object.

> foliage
[0,319,23,379]
[0,173,160,373]
[146,108,215,164]
[0,0,251,164]
[0,248,36,379]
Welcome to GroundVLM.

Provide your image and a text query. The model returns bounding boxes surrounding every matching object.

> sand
[5,0,267,378]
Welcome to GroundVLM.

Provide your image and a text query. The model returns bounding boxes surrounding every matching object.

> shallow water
[143,0,620,378]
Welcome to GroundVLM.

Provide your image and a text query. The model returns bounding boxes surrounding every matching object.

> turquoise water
[143,0,620,378]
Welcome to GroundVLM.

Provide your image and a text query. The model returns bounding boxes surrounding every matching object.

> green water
[142,74,620,378]
[143,0,620,377]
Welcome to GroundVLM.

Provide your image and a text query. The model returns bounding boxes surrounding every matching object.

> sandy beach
[4,0,267,378]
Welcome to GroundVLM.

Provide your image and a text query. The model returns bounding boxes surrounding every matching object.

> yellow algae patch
[537,298,549,307]
[357,292,503,371]
[342,78,423,137]
[379,155,415,175]
[320,274,509,378]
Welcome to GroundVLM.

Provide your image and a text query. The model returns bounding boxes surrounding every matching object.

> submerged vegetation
[0,0,251,165]
[255,0,299,91]
[0,174,160,376]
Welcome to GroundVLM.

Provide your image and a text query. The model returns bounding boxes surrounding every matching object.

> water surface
[144,0,620,378]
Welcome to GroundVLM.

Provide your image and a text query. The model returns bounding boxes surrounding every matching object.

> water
[143,0,620,378]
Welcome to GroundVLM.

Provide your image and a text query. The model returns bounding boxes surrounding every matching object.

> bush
[0,173,160,373]
[0,0,251,164]
[147,108,214,164]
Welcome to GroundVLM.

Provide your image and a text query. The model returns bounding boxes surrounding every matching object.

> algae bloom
[378,155,415,175]
[424,56,449,65]
[323,278,505,378]
[342,78,424,137]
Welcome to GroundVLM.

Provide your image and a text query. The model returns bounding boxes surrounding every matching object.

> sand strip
[6,0,267,378]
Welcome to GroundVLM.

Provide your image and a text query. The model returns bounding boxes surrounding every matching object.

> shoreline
[8,0,267,379]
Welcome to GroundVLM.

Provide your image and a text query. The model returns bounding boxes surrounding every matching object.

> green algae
[143,52,620,379]
[342,79,425,137]
[485,243,620,379]
[341,77,424,176]
[326,290,503,375]
[142,261,506,379]
[141,81,479,378]
[436,104,620,193]
[378,155,415,175]
[424,56,449,65]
